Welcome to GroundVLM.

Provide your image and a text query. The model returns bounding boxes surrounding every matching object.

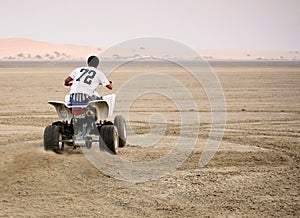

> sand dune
[0,38,103,60]
[0,38,299,61]
[199,49,300,61]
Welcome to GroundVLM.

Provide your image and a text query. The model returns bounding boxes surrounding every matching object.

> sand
[0,63,299,217]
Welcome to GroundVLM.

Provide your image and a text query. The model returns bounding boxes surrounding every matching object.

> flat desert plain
[0,62,299,217]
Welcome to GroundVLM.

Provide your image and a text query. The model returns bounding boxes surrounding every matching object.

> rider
[64,55,112,105]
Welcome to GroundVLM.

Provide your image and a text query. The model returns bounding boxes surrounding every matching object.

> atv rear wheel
[114,115,127,147]
[44,125,53,151]
[43,125,64,154]
[99,125,118,154]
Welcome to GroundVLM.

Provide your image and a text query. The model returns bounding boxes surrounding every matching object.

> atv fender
[48,101,73,122]
[89,100,109,122]
[102,94,116,116]
[89,94,116,121]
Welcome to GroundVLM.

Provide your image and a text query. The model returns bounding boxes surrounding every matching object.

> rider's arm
[64,76,73,86]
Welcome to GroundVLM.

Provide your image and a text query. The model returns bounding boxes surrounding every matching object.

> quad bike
[43,94,126,154]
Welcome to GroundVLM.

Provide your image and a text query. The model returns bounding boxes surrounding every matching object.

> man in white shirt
[64,55,112,105]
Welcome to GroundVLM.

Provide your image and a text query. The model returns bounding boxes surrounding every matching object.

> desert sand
[0,62,299,217]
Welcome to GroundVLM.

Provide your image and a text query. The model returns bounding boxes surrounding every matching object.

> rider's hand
[106,83,113,90]
[64,82,72,86]
[64,76,73,86]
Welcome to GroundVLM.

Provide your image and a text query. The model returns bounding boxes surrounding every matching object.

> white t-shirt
[69,66,110,96]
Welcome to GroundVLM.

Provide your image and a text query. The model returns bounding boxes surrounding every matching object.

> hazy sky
[1,0,299,50]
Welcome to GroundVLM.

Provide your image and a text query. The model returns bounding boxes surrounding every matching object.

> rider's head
[87,55,99,68]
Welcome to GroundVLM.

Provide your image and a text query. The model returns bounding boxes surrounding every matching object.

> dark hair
[87,56,99,68]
